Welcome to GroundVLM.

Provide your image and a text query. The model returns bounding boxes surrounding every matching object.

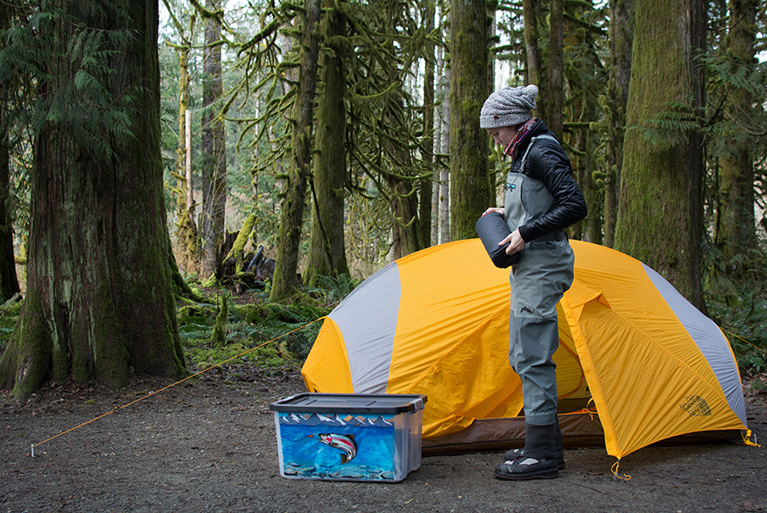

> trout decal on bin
[319,433,357,464]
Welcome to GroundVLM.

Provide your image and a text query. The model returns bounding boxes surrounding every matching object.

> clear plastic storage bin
[270,393,427,482]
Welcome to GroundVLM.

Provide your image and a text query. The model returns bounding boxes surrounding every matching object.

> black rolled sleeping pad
[475,211,521,268]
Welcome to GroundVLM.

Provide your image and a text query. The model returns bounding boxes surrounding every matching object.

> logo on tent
[680,395,711,417]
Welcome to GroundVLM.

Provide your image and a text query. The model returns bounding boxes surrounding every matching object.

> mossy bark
[547,0,564,139]
[562,2,605,244]
[270,0,321,301]
[604,0,634,248]
[449,0,491,241]
[226,213,257,273]
[200,0,227,279]
[717,0,758,261]
[305,3,349,287]
[522,0,545,117]
[0,0,187,398]
[419,0,436,249]
[615,0,705,308]
[174,43,200,272]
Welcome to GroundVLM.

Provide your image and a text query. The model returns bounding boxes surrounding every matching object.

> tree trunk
[449,0,491,241]
[175,43,200,273]
[563,0,603,244]
[523,0,545,117]
[305,3,348,286]
[200,0,227,279]
[547,0,564,139]
[269,0,321,300]
[0,1,21,302]
[604,0,634,247]
[419,0,436,249]
[0,0,186,398]
[717,0,758,261]
[0,114,19,302]
[439,58,451,245]
[615,0,706,309]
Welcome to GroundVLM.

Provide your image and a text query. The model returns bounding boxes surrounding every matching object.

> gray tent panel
[329,262,402,394]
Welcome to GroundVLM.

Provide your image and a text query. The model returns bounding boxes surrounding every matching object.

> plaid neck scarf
[503,118,536,160]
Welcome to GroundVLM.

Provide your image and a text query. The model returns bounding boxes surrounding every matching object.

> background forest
[0,0,766,397]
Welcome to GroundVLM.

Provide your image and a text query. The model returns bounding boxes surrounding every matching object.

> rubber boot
[494,423,558,480]
[504,417,565,469]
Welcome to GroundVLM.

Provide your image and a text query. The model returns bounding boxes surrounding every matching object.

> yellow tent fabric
[302,239,747,460]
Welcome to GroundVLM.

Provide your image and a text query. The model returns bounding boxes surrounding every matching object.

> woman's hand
[482,207,505,217]
[499,229,526,255]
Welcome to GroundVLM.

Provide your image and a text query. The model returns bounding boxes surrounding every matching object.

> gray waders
[504,135,574,462]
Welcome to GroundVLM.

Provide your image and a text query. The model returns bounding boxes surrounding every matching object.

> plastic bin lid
[270,393,427,414]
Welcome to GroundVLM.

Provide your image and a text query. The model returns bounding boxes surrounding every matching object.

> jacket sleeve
[517,139,588,242]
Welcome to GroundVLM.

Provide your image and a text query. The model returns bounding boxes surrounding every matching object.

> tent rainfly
[302,239,750,460]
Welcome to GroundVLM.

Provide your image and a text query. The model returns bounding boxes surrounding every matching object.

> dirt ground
[2,364,766,513]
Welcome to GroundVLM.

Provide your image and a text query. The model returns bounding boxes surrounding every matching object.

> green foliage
[0,296,22,354]
[308,273,358,305]
[699,49,767,171]
[637,100,702,149]
[176,286,331,371]
[211,292,230,345]
[2,2,141,163]
[704,242,767,373]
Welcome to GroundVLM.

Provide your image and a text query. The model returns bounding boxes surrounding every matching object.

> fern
[1,1,142,163]
[636,100,704,148]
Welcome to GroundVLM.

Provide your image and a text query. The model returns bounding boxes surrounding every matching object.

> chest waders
[503,135,572,463]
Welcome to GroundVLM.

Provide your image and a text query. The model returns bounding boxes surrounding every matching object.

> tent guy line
[724,329,767,358]
[28,316,327,458]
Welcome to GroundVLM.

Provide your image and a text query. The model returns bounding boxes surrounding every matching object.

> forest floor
[1,363,766,513]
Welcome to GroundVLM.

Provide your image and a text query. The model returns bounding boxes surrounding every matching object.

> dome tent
[302,239,748,460]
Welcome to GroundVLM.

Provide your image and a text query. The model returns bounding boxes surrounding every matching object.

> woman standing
[480,85,587,480]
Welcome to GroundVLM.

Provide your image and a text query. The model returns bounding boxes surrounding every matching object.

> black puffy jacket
[509,119,588,242]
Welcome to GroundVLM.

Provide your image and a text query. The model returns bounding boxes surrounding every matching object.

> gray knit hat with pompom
[479,85,538,129]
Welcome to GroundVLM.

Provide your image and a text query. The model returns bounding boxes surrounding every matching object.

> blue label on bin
[278,412,397,480]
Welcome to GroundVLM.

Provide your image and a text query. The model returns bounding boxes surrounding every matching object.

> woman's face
[485,126,518,148]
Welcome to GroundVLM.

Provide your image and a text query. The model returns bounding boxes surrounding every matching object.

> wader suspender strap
[518,134,559,173]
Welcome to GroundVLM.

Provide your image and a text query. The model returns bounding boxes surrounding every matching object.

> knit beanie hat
[479,85,538,129]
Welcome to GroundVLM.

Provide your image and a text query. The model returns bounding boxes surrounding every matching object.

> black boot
[504,417,564,469]
[494,422,559,480]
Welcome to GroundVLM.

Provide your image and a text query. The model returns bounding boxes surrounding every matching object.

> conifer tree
[163,0,200,273]
[717,0,759,260]
[200,0,227,278]
[615,0,706,308]
[0,0,21,301]
[449,0,491,240]
[269,0,321,300]
[603,0,633,247]
[0,0,186,397]
[305,1,349,286]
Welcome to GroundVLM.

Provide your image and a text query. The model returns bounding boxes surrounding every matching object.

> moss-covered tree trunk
[438,50,451,245]
[563,1,604,244]
[380,2,421,260]
[604,0,633,248]
[200,0,227,279]
[615,0,705,309]
[0,1,21,302]
[269,0,321,301]
[717,0,758,261]
[547,0,564,139]
[419,0,436,249]
[449,0,491,241]
[522,0,545,117]
[305,3,348,286]
[0,0,186,398]
[168,6,200,274]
